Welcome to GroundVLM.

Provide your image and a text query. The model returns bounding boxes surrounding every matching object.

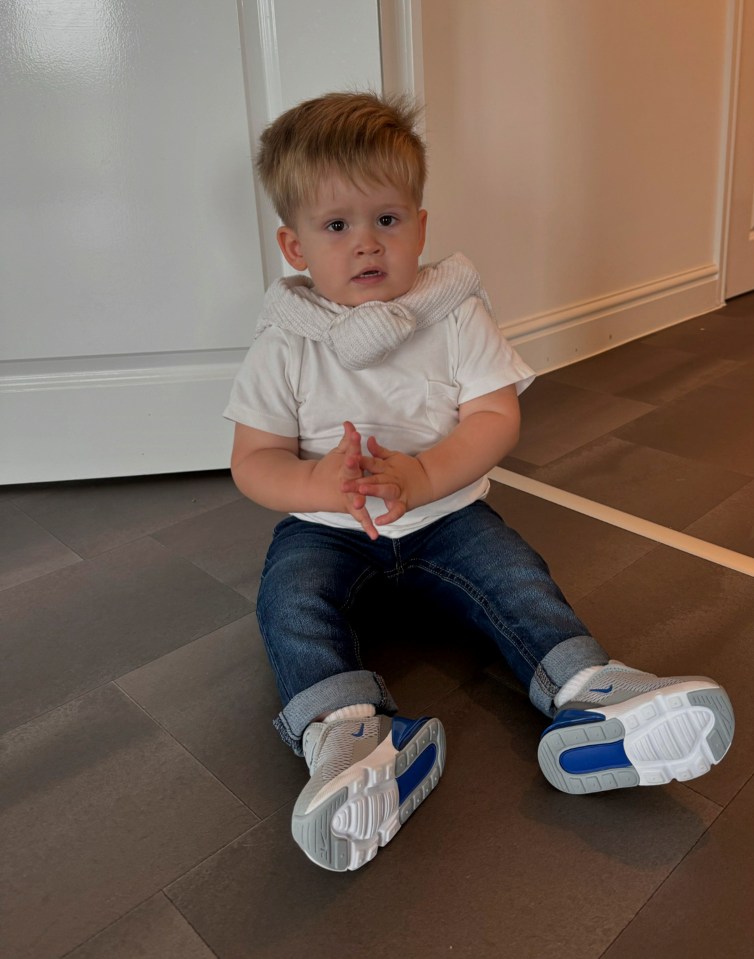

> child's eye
[378,214,397,227]
[326,220,346,232]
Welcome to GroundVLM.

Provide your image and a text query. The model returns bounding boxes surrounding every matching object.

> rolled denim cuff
[530,635,609,717]
[273,669,398,757]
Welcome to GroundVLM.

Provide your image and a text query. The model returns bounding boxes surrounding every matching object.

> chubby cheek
[400,262,420,291]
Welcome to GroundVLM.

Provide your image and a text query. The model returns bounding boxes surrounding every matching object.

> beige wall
[419,0,735,370]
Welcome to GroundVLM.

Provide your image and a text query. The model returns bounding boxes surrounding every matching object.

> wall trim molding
[379,0,424,99]
[237,0,286,286]
[508,264,723,373]
[504,263,719,340]
[0,356,241,483]
[0,352,247,394]
[718,0,745,298]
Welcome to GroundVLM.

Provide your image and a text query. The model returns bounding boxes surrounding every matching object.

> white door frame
[723,0,754,299]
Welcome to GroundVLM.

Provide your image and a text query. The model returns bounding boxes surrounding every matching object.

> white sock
[554,665,604,708]
[322,703,376,724]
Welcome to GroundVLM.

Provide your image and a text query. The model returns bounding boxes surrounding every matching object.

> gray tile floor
[3,298,754,959]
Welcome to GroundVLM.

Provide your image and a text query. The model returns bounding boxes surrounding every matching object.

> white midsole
[581,682,720,783]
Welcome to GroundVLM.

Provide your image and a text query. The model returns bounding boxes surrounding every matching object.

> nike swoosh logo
[351,723,365,738]
[590,685,614,694]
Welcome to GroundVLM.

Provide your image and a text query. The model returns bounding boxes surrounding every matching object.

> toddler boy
[224,91,734,872]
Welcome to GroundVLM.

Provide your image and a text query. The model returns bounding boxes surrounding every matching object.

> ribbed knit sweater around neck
[255,252,493,370]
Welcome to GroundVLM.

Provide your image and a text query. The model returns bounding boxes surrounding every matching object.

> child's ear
[277,226,307,271]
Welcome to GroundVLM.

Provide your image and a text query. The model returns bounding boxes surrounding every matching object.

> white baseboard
[0,352,244,484]
[506,264,723,373]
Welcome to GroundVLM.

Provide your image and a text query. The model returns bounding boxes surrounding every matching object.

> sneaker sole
[291,717,446,871]
[538,685,734,794]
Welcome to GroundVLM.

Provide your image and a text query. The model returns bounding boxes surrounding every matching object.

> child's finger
[356,481,401,500]
[353,506,378,539]
[366,435,393,458]
[374,502,406,525]
[355,455,383,473]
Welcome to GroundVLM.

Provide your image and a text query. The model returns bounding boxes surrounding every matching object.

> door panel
[0,0,382,483]
[0,0,264,483]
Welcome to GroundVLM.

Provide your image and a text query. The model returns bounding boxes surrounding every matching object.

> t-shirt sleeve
[222,328,300,437]
[455,297,536,403]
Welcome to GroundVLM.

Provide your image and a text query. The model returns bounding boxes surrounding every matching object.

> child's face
[276,175,427,307]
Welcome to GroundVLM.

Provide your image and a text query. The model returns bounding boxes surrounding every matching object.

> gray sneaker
[538,661,734,794]
[291,714,445,871]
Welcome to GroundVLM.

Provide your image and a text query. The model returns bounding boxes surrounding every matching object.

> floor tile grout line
[113,680,270,821]
[0,606,256,739]
[162,802,295,900]
[683,765,754,811]
[159,891,224,959]
[55,891,223,959]
[596,786,733,959]
[489,467,754,578]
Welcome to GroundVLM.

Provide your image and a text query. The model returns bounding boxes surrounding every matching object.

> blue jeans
[256,501,608,756]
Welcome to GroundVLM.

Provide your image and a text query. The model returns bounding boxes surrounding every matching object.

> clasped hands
[329,420,432,540]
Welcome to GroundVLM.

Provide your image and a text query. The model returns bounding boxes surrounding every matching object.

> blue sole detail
[396,742,437,805]
[391,715,429,750]
[559,740,632,774]
[541,709,605,738]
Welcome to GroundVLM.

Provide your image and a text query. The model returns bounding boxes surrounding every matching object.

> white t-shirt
[224,295,535,538]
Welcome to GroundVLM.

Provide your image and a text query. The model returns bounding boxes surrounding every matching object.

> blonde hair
[255,90,427,226]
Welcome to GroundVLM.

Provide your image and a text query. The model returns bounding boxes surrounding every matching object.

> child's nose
[354,226,383,254]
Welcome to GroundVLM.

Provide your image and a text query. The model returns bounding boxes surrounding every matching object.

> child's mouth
[354,270,384,280]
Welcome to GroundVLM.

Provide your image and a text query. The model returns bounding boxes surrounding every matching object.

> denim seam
[402,557,540,674]
[533,663,559,710]
[257,563,380,704]
[257,616,297,705]
[392,537,404,575]
[340,565,381,669]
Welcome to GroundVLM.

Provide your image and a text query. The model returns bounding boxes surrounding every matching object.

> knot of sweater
[327,301,415,370]
[255,252,492,370]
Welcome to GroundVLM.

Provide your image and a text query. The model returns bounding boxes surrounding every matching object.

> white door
[726,0,754,299]
[0,0,382,484]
